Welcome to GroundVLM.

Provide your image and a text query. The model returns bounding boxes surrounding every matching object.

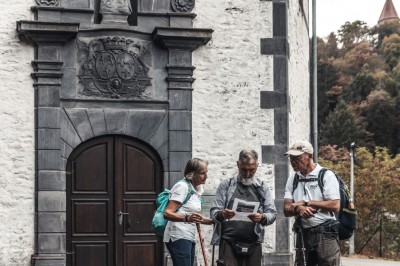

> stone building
[0,0,310,265]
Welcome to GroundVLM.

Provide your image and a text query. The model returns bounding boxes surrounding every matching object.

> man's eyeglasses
[288,155,303,162]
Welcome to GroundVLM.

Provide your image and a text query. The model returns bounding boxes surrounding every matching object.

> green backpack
[151,179,195,236]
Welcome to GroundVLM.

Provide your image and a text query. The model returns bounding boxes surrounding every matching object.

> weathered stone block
[38,233,66,253]
[38,212,66,232]
[38,170,66,191]
[38,191,66,212]
[170,131,191,151]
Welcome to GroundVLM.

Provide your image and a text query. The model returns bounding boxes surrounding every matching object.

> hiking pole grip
[196,223,209,266]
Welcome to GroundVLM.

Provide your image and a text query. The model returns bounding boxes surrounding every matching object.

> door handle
[118,211,129,225]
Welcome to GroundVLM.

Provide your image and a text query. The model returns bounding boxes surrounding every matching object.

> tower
[378,0,400,24]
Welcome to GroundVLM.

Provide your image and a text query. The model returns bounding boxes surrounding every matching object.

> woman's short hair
[184,158,208,179]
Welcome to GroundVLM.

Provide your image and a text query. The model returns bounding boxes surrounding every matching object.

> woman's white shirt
[163,180,203,243]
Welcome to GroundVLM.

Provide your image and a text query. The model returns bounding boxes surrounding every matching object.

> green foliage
[370,21,400,48]
[344,71,377,103]
[381,34,400,69]
[318,20,400,154]
[317,61,340,125]
[319,146,400,259]
[320,101,369,148]
[338,21,370,52]
[365,90,397,152]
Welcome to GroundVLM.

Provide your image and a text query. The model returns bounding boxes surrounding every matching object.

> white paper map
[230,198,260,221]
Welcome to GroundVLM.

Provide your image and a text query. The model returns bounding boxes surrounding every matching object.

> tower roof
[379,0,400,24]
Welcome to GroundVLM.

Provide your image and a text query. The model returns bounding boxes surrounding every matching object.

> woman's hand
[186,213,213,224]
[200,217,214,225]
[187,213,205,223]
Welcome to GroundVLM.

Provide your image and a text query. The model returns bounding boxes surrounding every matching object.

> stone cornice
[17,20,79,44]
[152,27,213,51]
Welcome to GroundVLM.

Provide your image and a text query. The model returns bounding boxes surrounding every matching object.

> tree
[370,21,400,48]
[380,34,400,69]
[333,41,385,78]
[319,147,400,259]
[365,90,396,152]
[317,60,340,125]
[343,71,377,103]
[320,101,369,148]
[318,34,339,62]
[338,20,370,52]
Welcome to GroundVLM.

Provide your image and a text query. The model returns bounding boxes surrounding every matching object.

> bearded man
[210,149,277,266]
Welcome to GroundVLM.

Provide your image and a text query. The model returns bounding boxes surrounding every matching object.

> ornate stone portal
[17,0,212,265]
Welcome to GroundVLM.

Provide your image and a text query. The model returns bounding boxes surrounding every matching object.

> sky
[316,0,400,38]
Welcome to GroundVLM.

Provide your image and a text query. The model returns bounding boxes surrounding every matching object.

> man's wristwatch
[348,197,353,203]
[304,199,309,206]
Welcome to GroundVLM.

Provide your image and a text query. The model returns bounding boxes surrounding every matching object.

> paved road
[342,256,400,266]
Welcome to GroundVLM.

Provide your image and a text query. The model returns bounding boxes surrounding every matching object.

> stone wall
[0,0,35,265]
[288,0,311,143]
[193,0,275,255]
[192,0,310,260]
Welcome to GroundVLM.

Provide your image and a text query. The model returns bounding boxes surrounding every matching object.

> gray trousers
[295,229,341,266]
[216,238,262,266]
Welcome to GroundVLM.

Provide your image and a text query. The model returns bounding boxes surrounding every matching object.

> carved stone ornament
[100,0,130,14]
[36,0,60,6]
[171,0,195,13]
[77,37,152,99]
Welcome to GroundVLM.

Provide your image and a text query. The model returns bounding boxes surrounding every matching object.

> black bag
[292,168,357,240]
[227,239,258,256]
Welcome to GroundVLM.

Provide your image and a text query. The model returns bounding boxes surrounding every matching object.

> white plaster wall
[287,0,311,254]
[0,1,35,265]
[192,0,311,260]
[288,0,311,144]
[192,0,276,255]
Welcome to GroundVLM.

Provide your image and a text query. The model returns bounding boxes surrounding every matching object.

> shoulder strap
[224,177,235,208]
[246,185,261,202]
[178,179,195,209]
[292,173,300,194]
[317,168,329,195]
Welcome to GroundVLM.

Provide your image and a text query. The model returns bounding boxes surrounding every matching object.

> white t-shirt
[163,180,203,243]
[284,164,340,228]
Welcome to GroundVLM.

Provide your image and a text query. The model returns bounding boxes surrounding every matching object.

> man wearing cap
[283,141,341,266]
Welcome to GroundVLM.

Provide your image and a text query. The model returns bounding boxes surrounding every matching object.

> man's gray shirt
[210,176,277,245]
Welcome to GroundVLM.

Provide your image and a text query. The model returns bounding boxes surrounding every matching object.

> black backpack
[292,168,357,240]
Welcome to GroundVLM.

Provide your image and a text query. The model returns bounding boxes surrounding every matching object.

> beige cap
[285,141,314,156]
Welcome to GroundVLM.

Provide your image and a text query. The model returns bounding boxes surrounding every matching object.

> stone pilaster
[153,27,212,187]
[17,20,79,266]
[260,0,293,265]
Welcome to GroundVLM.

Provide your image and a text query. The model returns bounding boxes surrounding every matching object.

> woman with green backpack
[163,158,213,266]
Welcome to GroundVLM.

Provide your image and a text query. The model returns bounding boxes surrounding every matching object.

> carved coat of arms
[77,37,152,99]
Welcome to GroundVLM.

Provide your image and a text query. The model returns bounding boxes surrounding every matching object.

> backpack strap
[177,179,195,210]
[224,177,235,208]
[246,185,261,202]
[292,174,319,194]
[292,173,300,194]
[317,168,328,195]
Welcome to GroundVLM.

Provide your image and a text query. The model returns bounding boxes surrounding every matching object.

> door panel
[73,143,109,192]
[67,136,163,266]
[124,145,156,192]
[115,137,163,266]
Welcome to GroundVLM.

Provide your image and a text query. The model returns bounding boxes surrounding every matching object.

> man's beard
[238,175,255,186]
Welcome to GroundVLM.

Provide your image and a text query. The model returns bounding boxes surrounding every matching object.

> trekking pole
[196,223,209,266]
[299,227,307,266]
[211,245,215,266]
[294,217,306,266]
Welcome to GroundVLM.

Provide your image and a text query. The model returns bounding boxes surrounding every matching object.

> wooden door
[66,136,163,266]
